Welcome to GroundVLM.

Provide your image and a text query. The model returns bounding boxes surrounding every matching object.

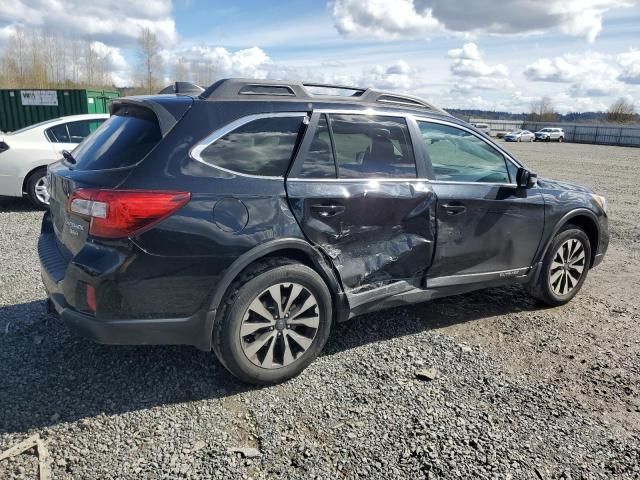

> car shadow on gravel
[0,286,539,435]
[325,284,538,354]
[0,196,40,212]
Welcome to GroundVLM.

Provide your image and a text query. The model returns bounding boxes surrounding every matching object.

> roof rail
[302,82,366,96]
[199,78,449,115]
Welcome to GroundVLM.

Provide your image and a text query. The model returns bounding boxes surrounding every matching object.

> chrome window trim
[287,177,516,187]
[188,108,526,185]
[189,111,309,179]
[287,177,430,183]
[298,109,524,187]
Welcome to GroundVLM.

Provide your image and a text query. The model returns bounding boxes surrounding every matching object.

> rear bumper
[39,215,216,351]
[45,288,215,351]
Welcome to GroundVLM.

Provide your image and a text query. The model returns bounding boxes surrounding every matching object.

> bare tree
[174,56,188,82]
[607,97,636,123]
[192,59,216,87]
[137,28,163,93]
[529,96,557,122]
[0,27,118,89]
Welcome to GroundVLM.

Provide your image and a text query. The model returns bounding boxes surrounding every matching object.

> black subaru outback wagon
[40,78,608,384]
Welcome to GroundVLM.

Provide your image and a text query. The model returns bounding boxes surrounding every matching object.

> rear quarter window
[71,107,162,171]
[194,115,305,177]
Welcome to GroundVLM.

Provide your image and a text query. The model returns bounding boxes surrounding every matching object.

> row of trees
[529,95,637,124]
[0,27,219,94]
[0,27,636,120]
[0,28,116,89]
[132,28,221,93]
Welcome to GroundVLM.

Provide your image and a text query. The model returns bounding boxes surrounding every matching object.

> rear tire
[558,136,564,143]
[529,225,591,306]
[212,261,333,385]
[26,168,49,209]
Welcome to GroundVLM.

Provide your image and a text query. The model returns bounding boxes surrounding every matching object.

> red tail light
[67,189,191,239]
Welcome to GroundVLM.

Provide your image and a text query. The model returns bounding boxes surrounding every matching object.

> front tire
[558,136,564,143]
[213,261,333,385]
[26,168,49,209]
[529,225,591,306]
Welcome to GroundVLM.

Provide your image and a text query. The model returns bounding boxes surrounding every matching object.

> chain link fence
[469,119,640,147]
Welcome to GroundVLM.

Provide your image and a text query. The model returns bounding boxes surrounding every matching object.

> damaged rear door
[286,111,436,293]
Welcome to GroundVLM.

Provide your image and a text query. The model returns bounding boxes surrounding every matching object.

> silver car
[534,127,565,142]
[504,129,535,142]
[471,122,491,136]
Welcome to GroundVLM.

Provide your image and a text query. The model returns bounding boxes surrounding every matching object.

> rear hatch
[48,96,193,256]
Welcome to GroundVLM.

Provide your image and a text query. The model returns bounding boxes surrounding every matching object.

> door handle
[311,204,345,218]
[442,204,466,215]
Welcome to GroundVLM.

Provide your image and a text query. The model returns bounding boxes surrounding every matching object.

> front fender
[536,207,602,265]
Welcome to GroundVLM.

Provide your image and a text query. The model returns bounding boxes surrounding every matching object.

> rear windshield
[70,106,162,170]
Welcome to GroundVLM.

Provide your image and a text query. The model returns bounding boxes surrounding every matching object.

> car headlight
[591,194,607,213]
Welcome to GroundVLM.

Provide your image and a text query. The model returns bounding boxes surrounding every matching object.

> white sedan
[0,114,108,208]
[504,130,535,142]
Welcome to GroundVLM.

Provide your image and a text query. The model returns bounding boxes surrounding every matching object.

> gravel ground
[1,142,639,479]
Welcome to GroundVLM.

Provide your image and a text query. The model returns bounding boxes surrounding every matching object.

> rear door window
[328,114,416,179]
[196,115,305,177]
[71,107,162,170]
[299,114,336,178]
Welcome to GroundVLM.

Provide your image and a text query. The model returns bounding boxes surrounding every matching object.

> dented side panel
[428,183,545,280]
[286,179,436,291]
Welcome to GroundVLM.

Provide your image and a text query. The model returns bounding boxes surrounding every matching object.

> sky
[0,0,639,113]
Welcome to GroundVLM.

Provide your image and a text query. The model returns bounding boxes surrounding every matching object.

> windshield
[70,107,162,171]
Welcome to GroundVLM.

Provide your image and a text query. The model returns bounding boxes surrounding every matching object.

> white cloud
[331,0,441,39]
[446,42,512,98]
[448,43,509,78]
[524,52,627,97]
[523,57,579,83]
[617,49,640,84]
[385,59,410,75]
[0,25,16,45]
[168,45,273,80]
[0,0,177,46]
[329,0,638,41]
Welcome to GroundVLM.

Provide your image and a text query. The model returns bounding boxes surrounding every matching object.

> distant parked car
[534,127,564,142]
[471,122,491,136]
[0,114,108,208]
[504,130,535,142]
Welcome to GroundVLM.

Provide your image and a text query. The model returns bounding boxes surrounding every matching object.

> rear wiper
[62,150,76,165]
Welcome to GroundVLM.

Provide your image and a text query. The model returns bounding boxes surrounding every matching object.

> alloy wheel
[35,176,50,205]
[239,282,320,369]
[549,238,586,296]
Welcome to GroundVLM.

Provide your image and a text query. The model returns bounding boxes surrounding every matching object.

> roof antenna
[158,82,205,95]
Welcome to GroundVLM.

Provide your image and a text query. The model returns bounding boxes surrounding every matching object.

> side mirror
[516,167,537,188]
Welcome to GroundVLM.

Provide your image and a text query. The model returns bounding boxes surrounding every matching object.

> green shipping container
[0,88,120,132]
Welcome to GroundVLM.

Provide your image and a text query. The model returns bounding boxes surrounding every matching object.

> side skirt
[345,265,540,319]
